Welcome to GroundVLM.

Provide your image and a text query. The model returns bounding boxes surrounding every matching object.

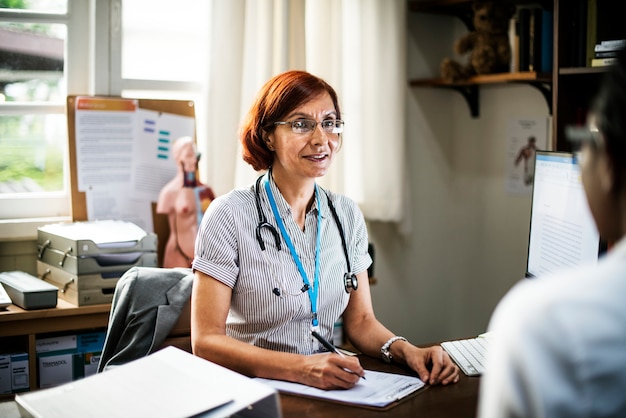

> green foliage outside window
[0,0,26,9]
[0,0,66,193]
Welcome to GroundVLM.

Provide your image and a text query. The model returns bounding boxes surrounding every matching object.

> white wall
[365,11,551,344]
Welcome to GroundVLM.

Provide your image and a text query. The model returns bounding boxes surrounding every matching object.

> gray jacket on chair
[97,266,194,372]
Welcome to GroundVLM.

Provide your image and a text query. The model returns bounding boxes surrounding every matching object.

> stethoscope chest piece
[344,273,358,293]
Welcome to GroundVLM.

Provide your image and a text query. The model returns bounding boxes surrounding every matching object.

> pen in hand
[312,330,366,380]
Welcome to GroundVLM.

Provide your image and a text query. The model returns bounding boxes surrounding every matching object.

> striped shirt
[192,174,371,355]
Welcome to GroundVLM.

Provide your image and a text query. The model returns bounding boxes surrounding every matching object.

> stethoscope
[254,173,358,295]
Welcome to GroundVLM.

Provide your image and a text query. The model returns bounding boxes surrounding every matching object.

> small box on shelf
[0,352,30,395]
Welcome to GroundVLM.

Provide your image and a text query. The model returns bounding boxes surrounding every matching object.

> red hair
[240,70,341,171]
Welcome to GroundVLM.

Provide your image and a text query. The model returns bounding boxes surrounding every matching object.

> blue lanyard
[264,177,321,328]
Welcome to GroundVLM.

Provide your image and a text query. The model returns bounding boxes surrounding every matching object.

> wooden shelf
[409,71,551,86]
[558,66,609,76]
[0,300,111,396]
[408,0,555,118]
[409,72,552,117]
[408,0,625,147]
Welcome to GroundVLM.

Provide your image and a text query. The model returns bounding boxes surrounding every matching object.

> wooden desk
[1,302,479,416]
[0,345,479,417]
[280,354,479,418]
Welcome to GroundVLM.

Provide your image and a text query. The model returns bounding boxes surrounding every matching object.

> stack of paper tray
[37,220,158,306]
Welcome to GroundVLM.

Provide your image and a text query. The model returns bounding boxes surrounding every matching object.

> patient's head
[580,48,626,242]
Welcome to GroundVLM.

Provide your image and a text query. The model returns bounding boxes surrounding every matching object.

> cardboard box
[0,353,30,394]
[11,353,29,392]
[37,353,81,389]
[77,332,105,378]
[36,335,80,389]
[0,355,10,394]
[35,332,106,388]
[83,353,101,378]
[36,334,77,355]
[77,332,105,353]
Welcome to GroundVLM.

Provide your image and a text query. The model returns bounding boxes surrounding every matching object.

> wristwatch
[381,336,407,363]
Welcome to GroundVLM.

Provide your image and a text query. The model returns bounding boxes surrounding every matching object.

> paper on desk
[256,369,425,408]
[40,220,148,247]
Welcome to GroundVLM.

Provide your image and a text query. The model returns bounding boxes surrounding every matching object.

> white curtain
[200,0,406,222]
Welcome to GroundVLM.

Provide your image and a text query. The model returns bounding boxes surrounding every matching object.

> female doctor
[191,70,459,390]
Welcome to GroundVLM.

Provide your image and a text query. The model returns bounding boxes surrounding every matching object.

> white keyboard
[441,334,492,377]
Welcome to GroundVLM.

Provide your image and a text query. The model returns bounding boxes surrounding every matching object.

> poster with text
[74,97,195,232]
[505,116,551,195]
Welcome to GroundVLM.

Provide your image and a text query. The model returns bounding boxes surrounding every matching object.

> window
[0,0,210,238]
[0,0,75,223]
[116,0,209,153]
[120,0,209,83]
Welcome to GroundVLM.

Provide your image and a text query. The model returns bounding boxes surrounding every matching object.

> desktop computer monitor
[525,150,603,278]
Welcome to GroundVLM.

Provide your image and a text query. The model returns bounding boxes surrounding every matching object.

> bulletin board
[66,95,197,264]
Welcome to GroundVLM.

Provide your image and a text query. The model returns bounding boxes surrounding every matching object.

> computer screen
[525,151,602,278]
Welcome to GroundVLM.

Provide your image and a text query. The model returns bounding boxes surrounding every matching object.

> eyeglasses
[565,125,603,165]
[274,119,344,135]
[565,125,602,147]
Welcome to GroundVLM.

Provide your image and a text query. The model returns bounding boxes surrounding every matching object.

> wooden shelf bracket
[429,80,550,118]
[524,81,552,114]
[410,77,552,118]
[445,84,480,118]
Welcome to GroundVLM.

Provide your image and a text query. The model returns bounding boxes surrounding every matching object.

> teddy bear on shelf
[440,0,515,82]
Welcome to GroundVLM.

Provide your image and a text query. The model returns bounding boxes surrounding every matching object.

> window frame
[0,0,97,239]
[0,0,208,240]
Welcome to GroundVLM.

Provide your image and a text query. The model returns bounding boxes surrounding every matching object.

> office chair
[97,266,194,372]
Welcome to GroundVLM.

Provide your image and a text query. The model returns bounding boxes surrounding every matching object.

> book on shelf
[518,7,531,71]
[516,5,552,73]
[594,40,626,53]
[529,7,542,72]
[509,14,519,72]
[586,0,597,67]
[595,50,618,59]
[574,0,587,67]
[579,0,624,67]
[540,9,553,72]
[591,57,617,67]
[594,0,624,54]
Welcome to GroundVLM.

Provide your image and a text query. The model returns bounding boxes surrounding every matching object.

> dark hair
[591,47,626,188]
[240,70,342,171]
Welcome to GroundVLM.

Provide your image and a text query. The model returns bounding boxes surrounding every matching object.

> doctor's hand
[301,352,365,390]
[404,345,459,386]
